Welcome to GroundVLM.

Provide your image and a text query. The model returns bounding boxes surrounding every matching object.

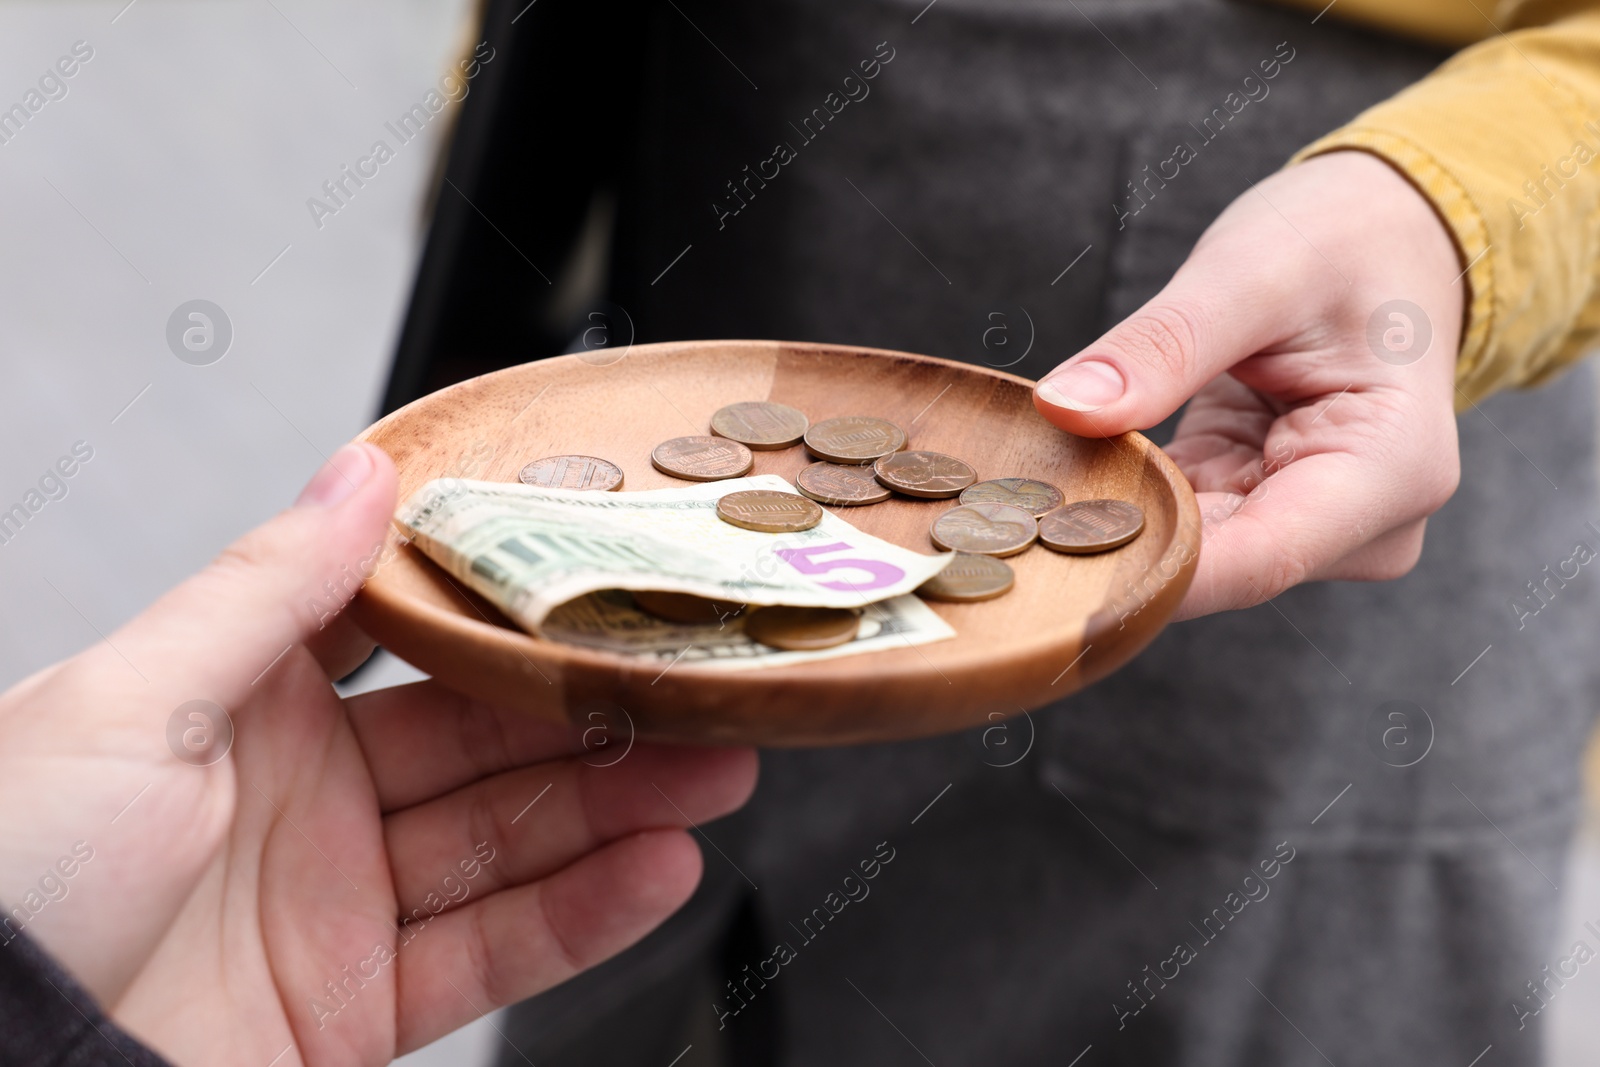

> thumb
[1033,259,1285,436]
[107,442,398,702]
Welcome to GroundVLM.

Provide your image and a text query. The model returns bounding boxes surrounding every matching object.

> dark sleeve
[0,930,172,1067]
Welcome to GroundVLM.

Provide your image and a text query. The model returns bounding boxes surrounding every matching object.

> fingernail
[296,443,374,508]
[1036,359,1126,412]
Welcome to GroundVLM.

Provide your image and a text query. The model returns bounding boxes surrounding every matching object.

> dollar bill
[396,474,956,633]
[543,589,955,671]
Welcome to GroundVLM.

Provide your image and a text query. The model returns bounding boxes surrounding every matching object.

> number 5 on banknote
[774,542,905,592]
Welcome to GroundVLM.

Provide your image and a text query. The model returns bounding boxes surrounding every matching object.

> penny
[743,605,860,651]
[929,503,1038,558]
[710,401,809,450]
[873,450,977,499]
[795,462,892,506]
[650,436,754,481]
[960,477,1064,517]
[716,489,824,533]
[804,415,908,465]
[1038,499,1146,554]
[915,553,1015,603]
[518,455,623,492]
[633,590,745,625]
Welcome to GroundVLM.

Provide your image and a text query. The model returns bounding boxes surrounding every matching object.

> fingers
[1161,374,1280,489]
[345,680,585,811]
[100,442,398,706]
[384,745,757,916]
[1033,248,1298,437]
[1177,446,1453,619]
[1169,337,1459,618]
[393,828,703,1055]
[1177,457,1355,618]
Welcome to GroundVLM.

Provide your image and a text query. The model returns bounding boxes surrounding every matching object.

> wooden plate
[352,340,1200,746]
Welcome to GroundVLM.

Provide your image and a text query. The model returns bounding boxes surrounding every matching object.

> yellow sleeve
[1289,6,1600,405]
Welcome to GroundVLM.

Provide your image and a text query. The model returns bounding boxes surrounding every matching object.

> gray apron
[504,1,1600,1064]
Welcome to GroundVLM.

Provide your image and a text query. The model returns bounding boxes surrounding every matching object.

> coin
[929,503,1038,557]
[804,415,908,465]
[710,401,809,450]
[716,490,824,533]
[1038,499,1146,554]
[795,462,892,506]
[873,450,977,499]
[650,436,754,481]
[633,590,745,625]
[518,455,623,492]
[915,553,1015,603]
[743,605,860,650]
[960,477,1064,517]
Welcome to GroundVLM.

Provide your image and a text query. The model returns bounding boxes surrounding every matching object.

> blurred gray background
[0,2,1597,1065]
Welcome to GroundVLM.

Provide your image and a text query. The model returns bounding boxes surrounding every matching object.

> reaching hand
[1034,150,1464,619]
[0,442,758,1066]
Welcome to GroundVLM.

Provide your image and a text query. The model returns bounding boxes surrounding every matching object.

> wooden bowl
[352,340,1200,746]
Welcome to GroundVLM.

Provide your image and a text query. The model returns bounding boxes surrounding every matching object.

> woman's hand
[1034,150,1465,618]
[0,442,758,1066]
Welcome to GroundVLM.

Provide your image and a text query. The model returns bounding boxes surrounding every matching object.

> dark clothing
[0,932,169,1067]
[490,0,1600,1065]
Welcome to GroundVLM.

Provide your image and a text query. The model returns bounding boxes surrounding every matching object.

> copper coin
[960,477,1064,517]
[710,401,809,450]
[929,503,1038,558]
[518,455,623,492]
[633,590,745,625]
[650,436,755,481]
[743,605,860,650]
[804,415,908,465]
[873,450,977,499]
[916,553,1015,603]
[715,490,824,533]
[795,462,892,506]
[1039,499,1146,554]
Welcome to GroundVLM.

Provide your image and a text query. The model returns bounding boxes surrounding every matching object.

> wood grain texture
[351,340,1201,746]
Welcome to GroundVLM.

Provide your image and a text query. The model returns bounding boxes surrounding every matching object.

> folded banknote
[396,475,956,639]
